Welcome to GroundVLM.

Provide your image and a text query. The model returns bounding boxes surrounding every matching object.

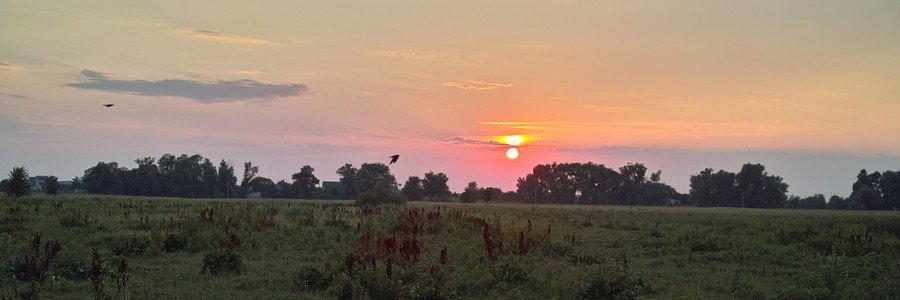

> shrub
[201,251,243,275]
[294,265,333,292]
[11,235,61,282]
[162,234,187,253]
[578,265,652,299]
[357,182,406,206]
[107,236,151,256]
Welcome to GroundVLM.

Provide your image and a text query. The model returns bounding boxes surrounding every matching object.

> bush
[162,234,187,253]
[357,182,406,206]
[107,236,151,256]
[201,251,243,275]
[294,265,333,292]
[578,266,651,299]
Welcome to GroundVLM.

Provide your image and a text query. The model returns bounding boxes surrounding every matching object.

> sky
[1,0,899,197]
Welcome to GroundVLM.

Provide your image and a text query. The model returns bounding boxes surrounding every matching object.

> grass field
[1,195,898,299]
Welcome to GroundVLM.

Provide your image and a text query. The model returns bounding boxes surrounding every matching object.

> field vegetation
[1,195,897,299]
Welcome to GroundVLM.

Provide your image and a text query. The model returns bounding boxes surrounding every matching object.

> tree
[247,177,277,198]
[336,164,359,199]
[847,169,891,210]
[200,159,219,198]
[878,170,900,210]
[357,180,405,205]
[45,176,60,196]
[848,185,881,210]
[401,176,425,201]
[460,182,479,203]
[827,195,846,210]
[690,164,787,208]
[422,172,450,200]
[4,167,31,197]
[125,157,162,196]
[798,194,826,209]
[735,163,788,208]
[291,165,320,199]
[217,160,238,198]
[482,187,502,205]
[82,162,125,195]
[0,179,8,194]
[356,163,397,195]
[650,170,662,183]
[239,162,259,197]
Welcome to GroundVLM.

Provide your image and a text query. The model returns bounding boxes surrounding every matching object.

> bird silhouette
[389,155,399,164]
[102,104,114,107]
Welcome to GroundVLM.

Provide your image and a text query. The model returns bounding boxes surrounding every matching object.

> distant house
[246,192,261,199]
[28,176,50,192]
[664,198,681,206]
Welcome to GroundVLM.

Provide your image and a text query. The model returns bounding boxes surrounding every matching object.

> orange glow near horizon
[506,147,519,159]
[499,135,526,146]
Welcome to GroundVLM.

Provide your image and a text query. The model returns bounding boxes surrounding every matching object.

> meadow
[1,195,898,299]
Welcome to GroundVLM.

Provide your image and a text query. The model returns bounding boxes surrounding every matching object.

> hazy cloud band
[68,69,309,103]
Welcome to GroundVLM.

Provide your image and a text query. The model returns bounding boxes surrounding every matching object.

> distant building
[28,176,49,191]
[664,199,681,206]
[246,192,261,199]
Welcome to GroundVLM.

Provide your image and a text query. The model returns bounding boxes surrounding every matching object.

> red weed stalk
[481,224,494,260]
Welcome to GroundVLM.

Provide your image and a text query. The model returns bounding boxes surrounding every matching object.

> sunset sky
[1,1,899,196]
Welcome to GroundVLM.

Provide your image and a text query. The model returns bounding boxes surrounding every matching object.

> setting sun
[506,147,519,159]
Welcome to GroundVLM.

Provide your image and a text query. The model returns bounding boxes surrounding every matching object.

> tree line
[1,154,897,210]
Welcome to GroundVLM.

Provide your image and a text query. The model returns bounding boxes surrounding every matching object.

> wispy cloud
[68,69,309,103]
[0,92,33,100]
[364,49,488,66]
[443,80,512,90]
[481,120,826,138]
[0,62,24,72]
[183,30,271,45]
[366,49,421,57]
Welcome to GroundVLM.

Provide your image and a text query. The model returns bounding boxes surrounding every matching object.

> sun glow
[506,147,519,159]
[499,135,525,146]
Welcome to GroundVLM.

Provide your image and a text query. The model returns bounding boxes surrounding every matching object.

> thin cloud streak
[183,30,271,45]
[0,62,24,72]
[68,69,309,103]
[0,92,33,100]
[443,80,512,90]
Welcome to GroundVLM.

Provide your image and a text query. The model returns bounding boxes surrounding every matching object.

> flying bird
[389,155,399,164]
[102,104,114,107]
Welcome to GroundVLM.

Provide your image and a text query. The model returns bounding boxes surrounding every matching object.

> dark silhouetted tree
[878,170,900,210]
[460,181,479,203]
[83,162,125,195]
[848,185,882,210]
[356,163,397,195]
[827,195,846,210]
[798,194,826,209]
[239,162,259,197]
[482,187,502,205]
[848,169,890,210]
[45,176,60,196]
[401,176,425,201]
[422,172,451,200]
[292,165,320,199]
[247,177,276,198]
[5,167,31,197]
[217,160,238,198]
[336,164,359,199]
[125,157,162,196]
[200,159,218,198]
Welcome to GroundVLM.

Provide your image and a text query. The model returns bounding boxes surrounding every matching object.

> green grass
[1,195,898,299]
